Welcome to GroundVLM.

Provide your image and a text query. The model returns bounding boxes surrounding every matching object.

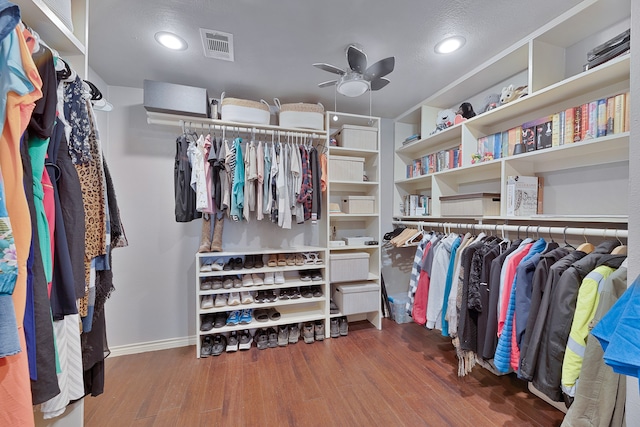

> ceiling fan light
[337,74,370,97]
[435,36,466,54]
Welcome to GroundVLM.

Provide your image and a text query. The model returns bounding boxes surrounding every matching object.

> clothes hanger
[563,226,576,249]
[611,229,627,255]
[576,228,595,253]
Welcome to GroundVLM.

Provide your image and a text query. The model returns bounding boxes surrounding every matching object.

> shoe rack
[195,246,328,358]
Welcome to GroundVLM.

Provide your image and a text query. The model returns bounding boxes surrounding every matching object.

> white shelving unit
[393,0,630,225]
[326,112,382,329]
[195,246,328,358]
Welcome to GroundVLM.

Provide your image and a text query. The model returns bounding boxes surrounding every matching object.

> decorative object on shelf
[470,152,482,164]
[457,102,476,119]
[584,28,630,71]
[481,93,501,113]
[499,84,528,105]
[429,109,456,135]
[313,44,395,96]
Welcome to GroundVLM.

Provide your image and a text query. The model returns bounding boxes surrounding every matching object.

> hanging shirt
[230,138,244,221]
[256,141,264,220]
[263,142,272,215]
[277,142,291,229]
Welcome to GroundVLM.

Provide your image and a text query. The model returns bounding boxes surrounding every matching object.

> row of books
[401,194,431,217]
[476,91,630,160]
[406,147,462,179]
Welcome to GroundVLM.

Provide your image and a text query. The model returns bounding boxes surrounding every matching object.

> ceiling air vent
[199,28,234,62]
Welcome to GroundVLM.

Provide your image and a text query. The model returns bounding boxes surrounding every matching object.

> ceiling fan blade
[347,45,367,73]
[370,77,390,91]
[364,57,395,80]
[313,63,345,75]
[318,80,338,88]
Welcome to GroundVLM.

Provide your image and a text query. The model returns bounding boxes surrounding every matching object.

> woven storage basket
[274,98,324,130]
[220,92,271,124]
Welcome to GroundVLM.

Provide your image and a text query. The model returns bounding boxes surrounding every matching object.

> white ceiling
[88,0,583,119]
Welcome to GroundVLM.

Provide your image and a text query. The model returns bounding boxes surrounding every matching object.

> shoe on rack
[233,257,243,270]
[238,330,253,350]
[254,255,264,269]
[228,292,241,306]
[255,329,269,350]
[211,334,226,356]
[312,285,323,298]
[314,320,325,341]
[226,331,239,352]
[200,336,213,357]
[265,290,277,302]
[211,259,225,271]
[239,309,253,324]
[200,278,212,291]
[255,290,267,303]
[267,254,278,267]
[277,325,289,346]
[330,318,340,338]
[330,299,339,314]
[264,271,275,285]
[226,310,241,326]
[200,295,214,310]
[275,271,285,284]
[233,277,243,288]
[289,287,301,299]
[289,323,300,344]
[200,259,214,272]
[214,293,228,307]
[302,322,315,344]
[310,270,323,281]
[212,279,223,290]
[242,274,254,287]
[339,317,349,336]
[254,309,269,322]
[300,286,313,298]
[222,277,234,289]
[223,260,233,271]
[299,271,311,281]
[200,314,214,332]
[213,312,227,328]
[278,288,290,300]
[267,327,278,348]
[251,273,264,286]
[240,290,254,305]
[244,255,255,269]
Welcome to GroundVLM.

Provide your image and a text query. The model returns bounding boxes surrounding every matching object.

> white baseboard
[109,336,196,357]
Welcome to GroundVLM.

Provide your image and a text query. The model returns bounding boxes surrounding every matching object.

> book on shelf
[535,117,553,150]
[586,101,597,139]
[614,93,625,134]
[597,99,607,137]
[506,175,543,217]
[573,105,582,142]
[522,125,536,152]
[624,92,630,132]
[551,113,560,147]
[606,96,615,134]
[564,107,574,144]
[493,132,502,160]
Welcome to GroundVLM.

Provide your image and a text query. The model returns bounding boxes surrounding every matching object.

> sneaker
[212,279,223,290]
[252,273,264,286]
[289,287,301,299]
[200,314,214,331]
[312,285,323,297]
[213,312,227,328]
[238,330,253,350]
[226,331,239,352]
[211,259,225,271]
[330,318,340,338]
[200,295,214,309]
[274,271,285,284]
[200,278,212,290]
[200,259,213,272]
[300,286,313,298]
[240,290,254,304]
[200,336,213,357]
[278,288,290,300]
[214,293,228,307]
[228,291,241,306]
[310,270,323,281]
[289,323,300,344]
[277,325,289,346]
[339,317,348,336]
[243,255,255,269]
[330,299,339,314]
[222,277,234,289]
[267,327,278,348]
[232,257,243,270]
[314,320,325,341]
[211,334,226,356]
[233,277,242,288]
[302,322,315,344]
[242,274,254,287]
[255,290,267,303]
[265,290,277,302]
[299,271,311,281]
[239,309,253,324]
[264,271,275,285]
[255,329,269,350]
[226,310,241,326]
[254,255,264,269]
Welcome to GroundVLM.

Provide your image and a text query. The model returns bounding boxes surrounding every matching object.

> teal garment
[441,236,462,337]
[28,135,52,284]
[230,138,244,220]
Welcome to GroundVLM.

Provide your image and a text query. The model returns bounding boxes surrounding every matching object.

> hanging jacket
[441,236,462,336]
[230,138,244,221]
[411,238,433,326]
[427,234,457,330]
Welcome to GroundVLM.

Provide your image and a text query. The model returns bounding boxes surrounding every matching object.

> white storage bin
[274,99,324,130]
[331,155,364,182]
[330,252,369,283]
[333,282,379,315]
[220,92,271,124]
[333,125,377,150]
[342,195,375,214]
[439,192,501,217]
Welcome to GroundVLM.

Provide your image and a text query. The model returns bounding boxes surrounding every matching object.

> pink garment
[411,242,432,325]
[497,243,533,335]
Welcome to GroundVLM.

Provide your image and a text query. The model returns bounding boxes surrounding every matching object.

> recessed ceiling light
[434,36,466,54]
[155,31,188,51]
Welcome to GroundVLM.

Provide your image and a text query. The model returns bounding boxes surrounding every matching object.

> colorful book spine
[493,132,502,160]
[587,101,597,139]
[624,92,630,132]
[606,96,615,134]
[551,113,560,147]
[580,103,589,140]
[573,105,582,142]
[559,111,565,145]
[614,93,625,134]
[597,99,607,137]
[564,107,574,143]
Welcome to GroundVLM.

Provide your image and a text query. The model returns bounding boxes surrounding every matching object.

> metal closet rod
[391,220,628,239]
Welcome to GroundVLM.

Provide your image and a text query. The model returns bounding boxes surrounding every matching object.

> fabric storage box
[330,155,364,181]
[274,99,324,130]
[439,192,501,217]
[330,252,369,283]
[343,236,374,246]
[342,195,375,214]
[220,92,271,124]
[333,125,377,150]
[333,282,379,315]
[143,80,210,118]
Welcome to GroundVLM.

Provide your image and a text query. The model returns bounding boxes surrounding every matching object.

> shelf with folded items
[198,263,326,278]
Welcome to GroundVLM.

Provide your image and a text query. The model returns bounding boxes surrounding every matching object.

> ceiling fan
[314,45,395,97]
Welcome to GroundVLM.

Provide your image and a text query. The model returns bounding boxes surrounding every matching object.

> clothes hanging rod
[392,220,628,239]
[146,112,327,139]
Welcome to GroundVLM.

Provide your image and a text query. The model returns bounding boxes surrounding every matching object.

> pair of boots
[199,214,224,253]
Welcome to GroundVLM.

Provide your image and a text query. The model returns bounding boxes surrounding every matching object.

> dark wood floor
[84,319,566,427]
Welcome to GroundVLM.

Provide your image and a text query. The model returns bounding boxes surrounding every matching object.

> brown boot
[198,215,212,253]
[210,215,224,252]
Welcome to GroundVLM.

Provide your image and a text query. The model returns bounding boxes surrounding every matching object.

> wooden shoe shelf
[195,246,328,358]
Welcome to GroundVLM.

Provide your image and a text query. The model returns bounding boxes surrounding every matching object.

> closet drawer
[333,282,379,315]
